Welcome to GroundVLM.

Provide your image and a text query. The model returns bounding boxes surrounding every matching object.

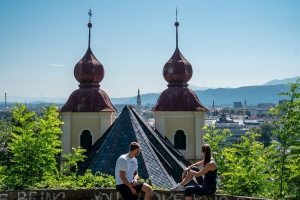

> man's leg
[116,184,137,200]
[141,183,153,200]
[133,180,153,200]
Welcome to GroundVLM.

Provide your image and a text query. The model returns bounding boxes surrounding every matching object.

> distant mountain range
[109,77,299,106]
[110,84,290,106]
[0,77,298,106]
[262,77,299,86]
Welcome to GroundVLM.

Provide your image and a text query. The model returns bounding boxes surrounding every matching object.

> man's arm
[131,170,139,186]
[120,170,137,195]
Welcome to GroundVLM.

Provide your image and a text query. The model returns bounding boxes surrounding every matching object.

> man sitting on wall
[115,142,153,200]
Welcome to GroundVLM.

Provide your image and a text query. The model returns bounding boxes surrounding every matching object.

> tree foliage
[203,125,232,174]
[221,133,271,197]
[0,118,11,166]
[251,122,279,147]
[203,78,300,199]
[2,104,63,189]
[269,78,300,198]
[0,104,161,191]
[245,110,251,116]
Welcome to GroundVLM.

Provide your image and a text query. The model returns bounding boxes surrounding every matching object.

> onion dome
[152,9,207,112]
[60,9,116,112]
[74,48,104,88]
[163,48,192,86]
[163,19,192,86]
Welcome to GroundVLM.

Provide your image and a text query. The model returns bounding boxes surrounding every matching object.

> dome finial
[175,8,179,49]
[176,7,178,22]
[88,8,92,23]
[88,9,92,48]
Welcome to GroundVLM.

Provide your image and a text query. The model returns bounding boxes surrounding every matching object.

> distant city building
[278,99,288,105]
[234,102,243,108]
[205,114,248,145]
[5,93,6,109]
[244,99,247,109]
[212,100,216,116]
[214,123,248,144]
[247,108,267,116]
[215,112,235,124]
[257,103,275,109]
[136,88,141,113]
[243,118,264,129]
[147,118,155,127]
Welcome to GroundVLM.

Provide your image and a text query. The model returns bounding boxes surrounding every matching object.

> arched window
[80,130,92,152]
[174,130,186,150]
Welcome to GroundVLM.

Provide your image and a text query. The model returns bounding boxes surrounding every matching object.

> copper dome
[163,48,192,85]
[74,47,104,87]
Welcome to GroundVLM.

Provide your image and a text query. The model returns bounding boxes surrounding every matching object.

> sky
[0,0,299,99]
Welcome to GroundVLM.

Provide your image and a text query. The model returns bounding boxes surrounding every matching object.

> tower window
[174,130,186,150]
[80,130,92,152]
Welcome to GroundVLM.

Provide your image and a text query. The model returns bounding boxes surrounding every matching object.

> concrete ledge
[0,189,270,200]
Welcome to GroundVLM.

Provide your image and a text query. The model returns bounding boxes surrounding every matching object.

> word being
[0,191,65,200]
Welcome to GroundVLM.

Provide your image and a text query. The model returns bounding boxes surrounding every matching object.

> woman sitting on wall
[170,144,217,199]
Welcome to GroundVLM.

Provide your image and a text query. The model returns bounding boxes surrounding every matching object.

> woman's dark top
[204,159,217,186]
[204,168,217,185]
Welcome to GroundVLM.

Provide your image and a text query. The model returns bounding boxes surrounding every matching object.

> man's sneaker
[170,183,184,191]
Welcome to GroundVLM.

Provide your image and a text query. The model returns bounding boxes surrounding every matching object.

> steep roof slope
[78,105,198,188]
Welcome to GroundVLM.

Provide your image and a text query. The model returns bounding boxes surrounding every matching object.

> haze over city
[0,0,299,98]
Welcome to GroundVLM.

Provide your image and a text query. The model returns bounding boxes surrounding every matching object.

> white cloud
[48,64,66,67]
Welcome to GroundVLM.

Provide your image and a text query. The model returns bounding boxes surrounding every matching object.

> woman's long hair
[202,144,212,167]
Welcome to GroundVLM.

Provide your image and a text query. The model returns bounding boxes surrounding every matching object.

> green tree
[221,132,271,197]
[202,125,232,174]
[0,118,11,166]
[245,110,251,116]
[4,104,63,189]
[269,78,300,198]
[255,122,279,147]
[61,147,86,176]
[143,111,154,120]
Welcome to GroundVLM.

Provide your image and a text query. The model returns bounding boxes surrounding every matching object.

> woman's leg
[184,185,215,198]
[181,172,194,185]
[181,166,201,186]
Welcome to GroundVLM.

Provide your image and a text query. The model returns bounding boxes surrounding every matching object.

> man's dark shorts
[116,180,144,200]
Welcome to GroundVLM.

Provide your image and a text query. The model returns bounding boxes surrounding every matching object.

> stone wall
[0,189,270,200]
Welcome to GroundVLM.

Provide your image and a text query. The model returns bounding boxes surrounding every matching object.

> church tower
[137,88,141,113]
[152,10,208,161]
[244,99,247,109]
[212,100,215,116]
[59,10,116,156]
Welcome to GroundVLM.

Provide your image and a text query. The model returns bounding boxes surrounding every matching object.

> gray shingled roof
[78,105,198,188]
